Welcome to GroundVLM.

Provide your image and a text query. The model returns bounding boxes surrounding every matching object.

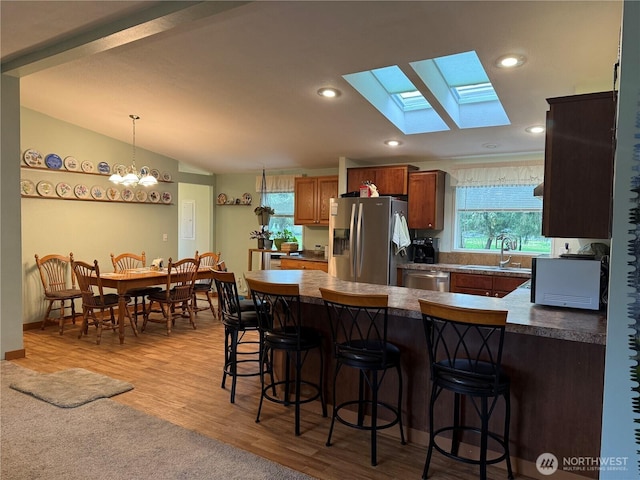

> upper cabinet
[407,170,446,229]
[294,175,338,226]
[346,165,418,196]
[542,91,617,239]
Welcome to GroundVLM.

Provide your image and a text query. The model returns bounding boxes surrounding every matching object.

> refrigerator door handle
[356,202,364,278]
[349,203,357,278]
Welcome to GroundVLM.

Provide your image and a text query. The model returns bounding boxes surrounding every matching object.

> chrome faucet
[499,234,517,268]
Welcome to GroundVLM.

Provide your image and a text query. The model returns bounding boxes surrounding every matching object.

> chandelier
[109,114,157,187]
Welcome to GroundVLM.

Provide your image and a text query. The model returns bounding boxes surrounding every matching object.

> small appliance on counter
[531,256,608,310]
[412,237,439,264]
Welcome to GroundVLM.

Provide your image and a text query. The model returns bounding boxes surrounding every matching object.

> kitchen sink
[462,265,531,273]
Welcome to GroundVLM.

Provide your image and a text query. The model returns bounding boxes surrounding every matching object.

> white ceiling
[1,1,623,174]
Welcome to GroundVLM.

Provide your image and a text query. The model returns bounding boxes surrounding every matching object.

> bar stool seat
[419,299,514,480]
[319,287,406,466]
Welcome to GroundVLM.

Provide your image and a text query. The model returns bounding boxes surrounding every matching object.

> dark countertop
[244,270,606,345]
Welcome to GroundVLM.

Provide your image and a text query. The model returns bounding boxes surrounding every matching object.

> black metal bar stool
[246,277,327,436]
[212,270,262,403]
[319,287,406,466]
[419,299,514,480]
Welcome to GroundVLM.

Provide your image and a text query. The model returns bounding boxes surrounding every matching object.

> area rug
[1,362,315,480]
[9,366,133,407]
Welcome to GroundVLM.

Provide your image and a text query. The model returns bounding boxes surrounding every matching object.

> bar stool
[212,270,262,403]
[418,299,514,480]
[246,277,327,436]
[319,288,406,466]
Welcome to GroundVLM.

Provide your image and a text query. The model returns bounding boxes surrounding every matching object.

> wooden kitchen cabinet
[450,272,524,298]
[346,165,418,195]
[294,175,338,225]
[407,170,446,229]
[280,257,328,272]
[542,91,617,239]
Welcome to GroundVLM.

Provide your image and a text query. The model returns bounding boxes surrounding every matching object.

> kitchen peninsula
[244,269,605,479]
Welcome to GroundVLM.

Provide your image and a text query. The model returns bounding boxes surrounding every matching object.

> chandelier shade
[109,114,157,187]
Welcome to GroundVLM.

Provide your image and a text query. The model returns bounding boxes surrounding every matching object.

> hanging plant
[256,168,274,225]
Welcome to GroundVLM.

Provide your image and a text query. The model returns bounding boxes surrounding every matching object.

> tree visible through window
[454,185,550,254]
[263,192,303,247]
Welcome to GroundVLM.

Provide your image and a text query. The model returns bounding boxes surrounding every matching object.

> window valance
[451,164,544,187]
[255,174,299,193]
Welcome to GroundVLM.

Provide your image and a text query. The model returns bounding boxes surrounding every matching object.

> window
[454,185,550,254]
[262,192,303,248]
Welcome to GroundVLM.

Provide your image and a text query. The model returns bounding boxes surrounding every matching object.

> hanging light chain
[130,114,139,172]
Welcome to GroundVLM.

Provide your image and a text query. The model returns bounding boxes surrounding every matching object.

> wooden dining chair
[193,251,224,318]
[72,259,138,345]
[110,251,162,325]
[144,257,201,335]
[35,253,82,334]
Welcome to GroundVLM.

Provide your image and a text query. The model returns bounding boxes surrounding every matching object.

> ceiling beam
[1,1,251,77]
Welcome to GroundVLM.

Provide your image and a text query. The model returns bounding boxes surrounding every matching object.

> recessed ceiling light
[495,54,526,68]
[384,140,402,147]
[317,87,341,98]
[526,125,545,134]
[482,143,498,149]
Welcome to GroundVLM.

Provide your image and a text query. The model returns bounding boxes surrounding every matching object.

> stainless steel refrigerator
[328,196,409,285]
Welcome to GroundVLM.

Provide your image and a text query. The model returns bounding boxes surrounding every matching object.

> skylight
[342,50,510,135]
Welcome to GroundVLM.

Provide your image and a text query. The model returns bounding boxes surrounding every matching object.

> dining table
[97,267,215,343]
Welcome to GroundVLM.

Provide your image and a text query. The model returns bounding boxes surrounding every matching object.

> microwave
[531,257,605,310]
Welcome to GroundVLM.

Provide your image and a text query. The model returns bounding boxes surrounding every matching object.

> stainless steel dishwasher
[404,271,450,292]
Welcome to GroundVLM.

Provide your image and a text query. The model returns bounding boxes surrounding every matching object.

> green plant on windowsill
[273,228,297,251]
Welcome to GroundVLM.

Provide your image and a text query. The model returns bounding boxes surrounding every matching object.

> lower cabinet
[280,258,328,272]
[450,273,525,298]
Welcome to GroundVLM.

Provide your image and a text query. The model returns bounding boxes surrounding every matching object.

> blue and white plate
[97,161,110,174]
[45,153,63,169]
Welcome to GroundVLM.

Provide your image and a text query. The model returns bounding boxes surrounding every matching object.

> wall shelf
[21,194,173,205]
[20,165,174,183]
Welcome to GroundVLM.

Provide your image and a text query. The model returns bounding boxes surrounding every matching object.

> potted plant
[250,227,272,249]
[273,228,297,251]
[254,205,275,226]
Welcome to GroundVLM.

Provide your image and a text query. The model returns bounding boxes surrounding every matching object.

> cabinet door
[493,277,526,297]
[450,273,493,296]
[542,91,616,238]
[407,170,445,229]
[374,166,413,195]
[294,177,318,225]
[347,168,376,193]
[317,176,338,225]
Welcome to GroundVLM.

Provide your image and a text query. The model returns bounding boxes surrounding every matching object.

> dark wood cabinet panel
[407,170,445,229]
[450,272,524,298]
[346,165,417,195]
[294,176,337,226]
[542,91,617,238]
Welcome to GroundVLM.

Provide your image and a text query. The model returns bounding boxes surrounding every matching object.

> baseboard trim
[4,349,26,360]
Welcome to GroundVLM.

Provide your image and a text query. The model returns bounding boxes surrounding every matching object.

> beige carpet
[1,361,315,480]
[9,367,133,407]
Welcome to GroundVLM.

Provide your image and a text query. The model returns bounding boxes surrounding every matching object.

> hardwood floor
[11,308,531,480]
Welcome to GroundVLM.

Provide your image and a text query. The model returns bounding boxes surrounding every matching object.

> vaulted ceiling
[1,1,623,173]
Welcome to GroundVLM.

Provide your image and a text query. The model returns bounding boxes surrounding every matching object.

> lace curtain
[254,174,299,193]
[451,164,544,187]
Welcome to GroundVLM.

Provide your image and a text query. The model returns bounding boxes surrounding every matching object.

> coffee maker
[412,237,439,264]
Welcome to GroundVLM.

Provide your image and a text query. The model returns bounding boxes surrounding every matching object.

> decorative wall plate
[112,163,126,176]
[74,184,90,199]
[20,179,36,196]
[23,149,44,167]
[64,156,80,171]
[162,171,172,182]
[150,169,161,180]
[242,192,252,204]
[55,182,73,198]
[106,187,120,201]
[161,192,172,204]
[81,160,94,173]
[149,191,160,203]
[135,190,148,202]
[45,153,63,169]
[36,180,55,197]
[97,161,110,174]
[140,166,150,176]
[91,185,106,200]
[217,193,227,205]
[122,188,134,202]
